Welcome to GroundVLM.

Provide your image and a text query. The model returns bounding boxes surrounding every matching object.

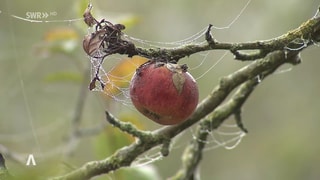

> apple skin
[129,61,199,125]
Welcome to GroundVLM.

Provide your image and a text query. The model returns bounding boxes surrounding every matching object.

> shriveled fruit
[129,61,199,125]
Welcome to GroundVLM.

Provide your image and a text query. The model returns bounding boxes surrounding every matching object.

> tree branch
[168,77,258,180]
[168,50,296,179]
[51,7,320,180]
[134,11,320,61]
[51,51,303,180]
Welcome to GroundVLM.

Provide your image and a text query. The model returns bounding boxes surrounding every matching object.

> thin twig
[0,153,12,179]
[105,111,152,140]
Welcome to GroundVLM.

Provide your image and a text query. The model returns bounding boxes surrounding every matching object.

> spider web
[0,0,253,178]
[86,3,248,106]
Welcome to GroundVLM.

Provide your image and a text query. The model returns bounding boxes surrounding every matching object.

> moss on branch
[51,7,320,180]
[134,12,320,61]
[51,50,303,180]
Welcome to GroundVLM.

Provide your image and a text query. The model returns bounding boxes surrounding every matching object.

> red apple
[129,61,199,125]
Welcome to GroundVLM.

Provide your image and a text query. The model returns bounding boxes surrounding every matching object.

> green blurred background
[0,0,320,179]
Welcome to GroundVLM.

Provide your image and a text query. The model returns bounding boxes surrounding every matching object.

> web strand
[211,0,252,30]
[0,0,254,166]
[3,0,44,159]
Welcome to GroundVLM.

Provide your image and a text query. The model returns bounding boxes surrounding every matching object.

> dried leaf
[172,72,185,94]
